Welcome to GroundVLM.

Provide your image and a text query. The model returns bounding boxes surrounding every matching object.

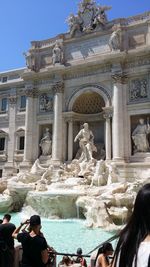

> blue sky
[0,0,149,72]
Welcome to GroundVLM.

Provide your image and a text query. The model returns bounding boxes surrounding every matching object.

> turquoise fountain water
[0,213,114,256]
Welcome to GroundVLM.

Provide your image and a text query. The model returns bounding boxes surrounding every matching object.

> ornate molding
[8,96,17,105]
[103,107,113,119]
[25,88,38,98]
[52,82,64,94]
[112,73,128,84]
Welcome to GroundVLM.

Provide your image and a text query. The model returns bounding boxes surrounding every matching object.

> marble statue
[52,41,63,65]
[90,160,108,186]
[39,128,52,156]
[93,5,111,28]
[67,13,82,37]
[67,0,111,36]
[74,123,97,162]
[132,118,150,153]
[23,52,35,71]
[109,29,121,51]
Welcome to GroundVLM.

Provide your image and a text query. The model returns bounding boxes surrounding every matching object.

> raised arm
[12,219,29,239]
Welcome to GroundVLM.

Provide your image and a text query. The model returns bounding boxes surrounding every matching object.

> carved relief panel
[39,94,53,112]
[129,77,149,103]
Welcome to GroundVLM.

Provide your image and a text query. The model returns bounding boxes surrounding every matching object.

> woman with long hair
[112,183,150,267]
[94,242,114,267]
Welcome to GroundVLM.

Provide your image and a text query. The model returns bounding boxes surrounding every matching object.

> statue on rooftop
[109,28,121,51]
[67,0,111,36]
[52,40,63,65]
[67,13,82,37]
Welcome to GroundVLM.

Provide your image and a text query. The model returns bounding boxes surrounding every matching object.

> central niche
[72,92,105,114]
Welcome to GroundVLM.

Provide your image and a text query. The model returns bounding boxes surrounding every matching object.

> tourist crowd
[0,183,149,267]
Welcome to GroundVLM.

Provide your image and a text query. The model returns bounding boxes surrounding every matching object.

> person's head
[77,247,82,255]
[97,242,113,256]
[131,183,150,232]
[113,183,150,267]
[29,215,41,232]
[62,256,71,265]
[3,214,11,222]
[94,243,113,266]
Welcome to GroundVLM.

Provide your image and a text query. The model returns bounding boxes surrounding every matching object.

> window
[0,170,2,178]
[2,77,7,83]
[19,136,25,150]
[0,137,5,151]
[20,95,26,109]
[1,98,7,111]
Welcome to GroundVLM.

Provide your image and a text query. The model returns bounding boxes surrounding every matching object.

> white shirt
[133,241,150,267]
[116,242,150,267]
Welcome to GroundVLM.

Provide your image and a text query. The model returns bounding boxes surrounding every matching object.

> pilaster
[68,120,73,161]
[103,108,112,161]
[20,85,38,171]
[4,92,17,176]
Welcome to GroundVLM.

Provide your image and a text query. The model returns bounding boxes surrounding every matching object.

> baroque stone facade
[0,0,150,177]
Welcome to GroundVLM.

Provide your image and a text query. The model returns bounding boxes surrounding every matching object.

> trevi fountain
[0,0,150,232]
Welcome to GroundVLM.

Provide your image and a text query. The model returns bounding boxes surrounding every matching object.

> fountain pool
[0,212,115,260]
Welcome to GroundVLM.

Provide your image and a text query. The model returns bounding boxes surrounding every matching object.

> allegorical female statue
[132,118,150,153]
[39,128,52,156]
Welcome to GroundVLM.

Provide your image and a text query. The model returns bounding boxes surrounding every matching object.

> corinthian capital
[25,88,38,98]
[112,73,128,84]
[9,96,17,105]
[52,82,64,94]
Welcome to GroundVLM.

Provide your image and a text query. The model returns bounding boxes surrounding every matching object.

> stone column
[4,93,17,176]
[52,82,64,164]
[68,120,73,161]
[20,86,38,171]
[103,109,112,161]
[112,74,127,161]
[146,20,150,45]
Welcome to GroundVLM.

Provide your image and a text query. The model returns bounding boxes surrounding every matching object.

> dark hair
[3,214,11,222]
[0,219,3,224]
[30,215,41,227]
[112,183,150,267]
[77,248,82,255]
[94,242,113,266]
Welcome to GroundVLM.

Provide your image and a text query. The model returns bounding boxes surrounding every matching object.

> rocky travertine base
[0,159,150,229]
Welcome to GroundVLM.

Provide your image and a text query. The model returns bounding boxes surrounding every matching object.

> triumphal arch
[0,0,150,178]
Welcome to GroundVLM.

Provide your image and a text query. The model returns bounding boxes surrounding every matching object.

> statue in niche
[132,118,150,153]
[52,41,63,65]
[74,122,97,162]
[40,94,53,112]
[39,128,52,156]
[66,13,82,37]
[109,29,121,51]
